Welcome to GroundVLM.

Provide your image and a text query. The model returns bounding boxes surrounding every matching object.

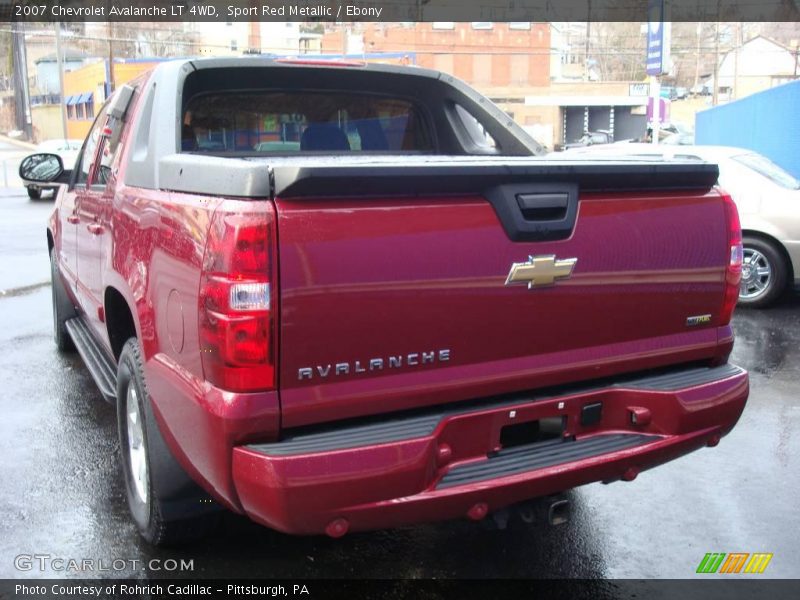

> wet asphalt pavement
[0,183,798,580]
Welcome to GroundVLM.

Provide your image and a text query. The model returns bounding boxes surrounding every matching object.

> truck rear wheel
[116,338,220,546]
[739,236,787,308]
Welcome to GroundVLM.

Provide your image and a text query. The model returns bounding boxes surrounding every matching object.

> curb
[0,281,51,298]
[0,134,37,151]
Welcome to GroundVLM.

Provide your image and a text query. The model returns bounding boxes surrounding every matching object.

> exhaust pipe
[547,495,570,526]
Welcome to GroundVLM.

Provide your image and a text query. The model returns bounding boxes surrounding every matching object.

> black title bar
[3,0,800,22]
[3,579,800,600]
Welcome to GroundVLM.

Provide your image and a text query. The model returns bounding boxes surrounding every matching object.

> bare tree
[590,22,647,82]
[115,23,196,58]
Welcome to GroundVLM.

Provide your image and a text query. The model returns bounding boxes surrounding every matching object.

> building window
[471,22,493,30]
[67,104,74,119]
[432,22,455,30]
[509,22,531,30]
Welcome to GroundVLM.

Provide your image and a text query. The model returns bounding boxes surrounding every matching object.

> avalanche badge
[505,255,577,289]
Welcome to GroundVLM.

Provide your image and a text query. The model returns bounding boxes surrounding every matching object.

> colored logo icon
[696,552,773,574]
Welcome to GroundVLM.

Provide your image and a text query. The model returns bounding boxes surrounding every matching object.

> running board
[64,317,117,404]
[437,433,659,489]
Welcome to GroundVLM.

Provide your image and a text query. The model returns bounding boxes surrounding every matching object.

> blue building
[34,49,91,97]
[695,80,800,178]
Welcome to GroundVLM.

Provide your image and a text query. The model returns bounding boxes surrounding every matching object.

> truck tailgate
[271,159,727,428]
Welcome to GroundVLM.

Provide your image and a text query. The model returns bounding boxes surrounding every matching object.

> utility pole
[732,22,740,100]
[584,0,592,81]
[584,22,591,81]
[712,21,720,106]
[107,22,115,96]
[693,22,701,92]
[55,23,68,141]
[11,23,33,139]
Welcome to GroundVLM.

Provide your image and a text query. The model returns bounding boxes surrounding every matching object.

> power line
[9,29,796,58]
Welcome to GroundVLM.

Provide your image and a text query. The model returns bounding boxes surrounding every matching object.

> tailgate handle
[516,193,569,221]
[484,182,579,242]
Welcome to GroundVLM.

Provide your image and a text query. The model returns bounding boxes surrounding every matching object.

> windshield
[733,153,800,190]
[182,92,434,155]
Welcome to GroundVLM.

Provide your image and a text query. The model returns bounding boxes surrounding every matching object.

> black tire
[116,338,220,546]
[50,249,76,352]
[27,187,41,200]
[738,236,788,309]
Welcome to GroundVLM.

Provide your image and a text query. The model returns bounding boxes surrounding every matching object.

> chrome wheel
[740,248,772,300]
[126,382,149,505]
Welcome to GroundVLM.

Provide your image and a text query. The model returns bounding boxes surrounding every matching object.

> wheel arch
[105,286,139,362]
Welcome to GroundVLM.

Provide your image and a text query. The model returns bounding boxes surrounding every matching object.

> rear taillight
[720,191,742,326]
[199,203,276,392]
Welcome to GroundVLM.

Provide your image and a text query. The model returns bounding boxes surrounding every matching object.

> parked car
[561,143,799,307]
[21,58,748,545]
[561,129,613,150]
[660,85,677,100]
[661,132,695,145]
[21,139,82,200]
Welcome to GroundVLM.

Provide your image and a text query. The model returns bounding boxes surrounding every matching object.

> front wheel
[738,236,788,308]
[117,338,220,546]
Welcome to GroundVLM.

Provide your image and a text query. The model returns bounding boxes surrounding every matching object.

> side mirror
[19,153,64,183]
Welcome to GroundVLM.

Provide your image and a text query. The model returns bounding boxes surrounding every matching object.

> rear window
[182,92,434,154]
[732,153,800,190]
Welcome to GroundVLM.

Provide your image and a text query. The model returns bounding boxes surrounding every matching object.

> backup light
[229,282,270,312]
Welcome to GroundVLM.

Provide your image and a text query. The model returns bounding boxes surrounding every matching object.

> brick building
[321,22,551,89]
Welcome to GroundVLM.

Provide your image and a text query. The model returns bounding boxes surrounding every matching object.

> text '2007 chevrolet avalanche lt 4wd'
[25,58,748,545]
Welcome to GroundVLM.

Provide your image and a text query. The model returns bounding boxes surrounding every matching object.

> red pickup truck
[22,58,748,545]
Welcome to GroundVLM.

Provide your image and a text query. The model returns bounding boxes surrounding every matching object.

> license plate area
[498,416,566,450]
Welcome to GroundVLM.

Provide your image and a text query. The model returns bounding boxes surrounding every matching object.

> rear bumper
[231,364,748,536]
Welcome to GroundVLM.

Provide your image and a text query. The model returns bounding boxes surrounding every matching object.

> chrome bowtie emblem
[505,255,577,289]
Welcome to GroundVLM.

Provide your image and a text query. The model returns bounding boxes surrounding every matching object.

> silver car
[560,144,800,307]
[22,139,82,200]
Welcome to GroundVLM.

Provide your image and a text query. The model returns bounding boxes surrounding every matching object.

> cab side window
[73,103,110,187]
